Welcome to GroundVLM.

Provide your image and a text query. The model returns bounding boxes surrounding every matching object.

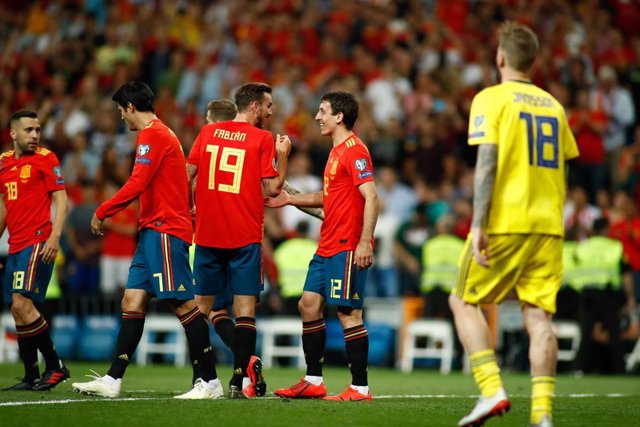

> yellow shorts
[453,234,563,313]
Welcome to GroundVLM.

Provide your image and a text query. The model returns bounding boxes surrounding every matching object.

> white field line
[0,393,631,407]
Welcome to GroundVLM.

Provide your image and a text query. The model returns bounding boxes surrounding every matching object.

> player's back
[468,81,578,236]
[191,121,277,248]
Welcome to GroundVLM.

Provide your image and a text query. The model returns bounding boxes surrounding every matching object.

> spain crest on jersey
[20,165,31,179]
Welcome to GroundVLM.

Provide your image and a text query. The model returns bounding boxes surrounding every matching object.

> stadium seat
[51,314,80,360]
[136,314,187,367]
[552,320,581,363]
[400,319,454,374]
[77,315,119,361]
[0,311,18,363]
[257,317,305,369]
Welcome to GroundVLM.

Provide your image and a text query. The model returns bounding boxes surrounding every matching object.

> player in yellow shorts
[449,21,579,427]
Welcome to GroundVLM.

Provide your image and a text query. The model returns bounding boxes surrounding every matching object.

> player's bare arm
[42,189,69,264]
[355,181,378,270]
[186,163,198,212]
[471,143,498,267]
[265,190,323,209]
[262,134,292,197]
[282,181,325,220]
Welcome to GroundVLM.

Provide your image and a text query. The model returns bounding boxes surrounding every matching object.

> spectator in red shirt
[568,87,608,204]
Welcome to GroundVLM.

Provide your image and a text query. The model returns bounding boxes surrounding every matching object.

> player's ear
[335,111,344,125]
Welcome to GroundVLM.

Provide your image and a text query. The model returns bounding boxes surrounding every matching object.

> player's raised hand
[265,190,291,208]
[90,213,104,236]
[275,133,292,157]
[354,240,373,271]
[471,227,490,267]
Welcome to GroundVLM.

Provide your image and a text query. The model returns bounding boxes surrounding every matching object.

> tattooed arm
[471,144,498,267]
[282,181,325,220]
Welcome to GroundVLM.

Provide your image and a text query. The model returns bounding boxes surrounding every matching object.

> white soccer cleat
[174,378,224,400]
[458,387,511,427]
[72,371,121,398]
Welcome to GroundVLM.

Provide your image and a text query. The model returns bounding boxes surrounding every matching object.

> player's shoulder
[342,135,370,155]
[0,150,14,159]
[35,147,52,156]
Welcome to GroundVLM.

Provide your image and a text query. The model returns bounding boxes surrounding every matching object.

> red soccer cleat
[242,356,266,398]
[322,386,372,401]
[274,379,327,399]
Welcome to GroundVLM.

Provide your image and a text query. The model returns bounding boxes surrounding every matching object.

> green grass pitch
[1,362,638,426]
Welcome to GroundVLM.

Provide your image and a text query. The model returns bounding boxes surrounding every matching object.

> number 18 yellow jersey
[468,80,579,236]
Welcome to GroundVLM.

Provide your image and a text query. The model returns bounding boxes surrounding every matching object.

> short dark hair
[10,110,38,127]
[321,91,359,130]
[207,99,237,122]
[112,81,155,113]
[234,82,272,112]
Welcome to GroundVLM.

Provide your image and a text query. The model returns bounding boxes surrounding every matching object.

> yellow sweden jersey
[468,80,579,236]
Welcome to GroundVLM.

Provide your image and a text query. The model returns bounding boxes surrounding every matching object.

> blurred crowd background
[0,0,639,373]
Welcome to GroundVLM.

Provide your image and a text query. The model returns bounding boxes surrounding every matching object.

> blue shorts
[303,251,367,309]
[3,242,54,305]
[193,243,263,302]
[126,229,194,301]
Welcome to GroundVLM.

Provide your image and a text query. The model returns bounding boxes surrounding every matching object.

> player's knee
[10,295,35,318]
[298,296,320,318]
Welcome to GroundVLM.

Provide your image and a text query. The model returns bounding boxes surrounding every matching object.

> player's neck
[331,127,353,147]
[135,112,158,131]
[501,67,531,83]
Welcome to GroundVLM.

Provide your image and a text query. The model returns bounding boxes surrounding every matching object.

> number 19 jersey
[468,80,579,236]
[188,121,278,248]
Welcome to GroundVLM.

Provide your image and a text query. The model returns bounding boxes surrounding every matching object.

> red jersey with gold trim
[317,134,375,257]
[96,119,192,244]
[0,147,66,254]
[187,121,278,248]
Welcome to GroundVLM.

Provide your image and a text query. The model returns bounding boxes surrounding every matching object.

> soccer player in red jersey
[269,92,379,401]
[72,81,222,400]
[0,110,70,391]
[187,83,291,398]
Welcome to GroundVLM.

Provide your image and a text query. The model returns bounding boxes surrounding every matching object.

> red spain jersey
[96,119,193,244]
[317,134,375,257]
[0,147,66,254]
[187,121,278,248]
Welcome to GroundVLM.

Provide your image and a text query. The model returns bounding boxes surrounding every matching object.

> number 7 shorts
[126,229,194,301]
[303,251,367,309]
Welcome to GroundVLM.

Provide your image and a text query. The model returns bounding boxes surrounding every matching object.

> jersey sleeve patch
[135,144,152,165]
[469,115,485,138]
[53,166,65,185]
[354,158,373,179]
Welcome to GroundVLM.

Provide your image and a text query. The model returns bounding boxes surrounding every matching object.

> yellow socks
[470,349,503,398]
[531,376,555,424]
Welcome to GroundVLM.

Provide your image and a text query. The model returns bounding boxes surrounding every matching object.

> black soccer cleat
[2,377,38,391]
[33,363,70,391]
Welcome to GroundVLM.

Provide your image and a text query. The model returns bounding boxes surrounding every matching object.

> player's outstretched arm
[42,189,69,264]
[471,144,498,267]
[282,181,324,220]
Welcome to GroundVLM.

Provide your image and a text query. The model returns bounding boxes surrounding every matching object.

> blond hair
[498,21,539,72]
[207,99,237,123]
